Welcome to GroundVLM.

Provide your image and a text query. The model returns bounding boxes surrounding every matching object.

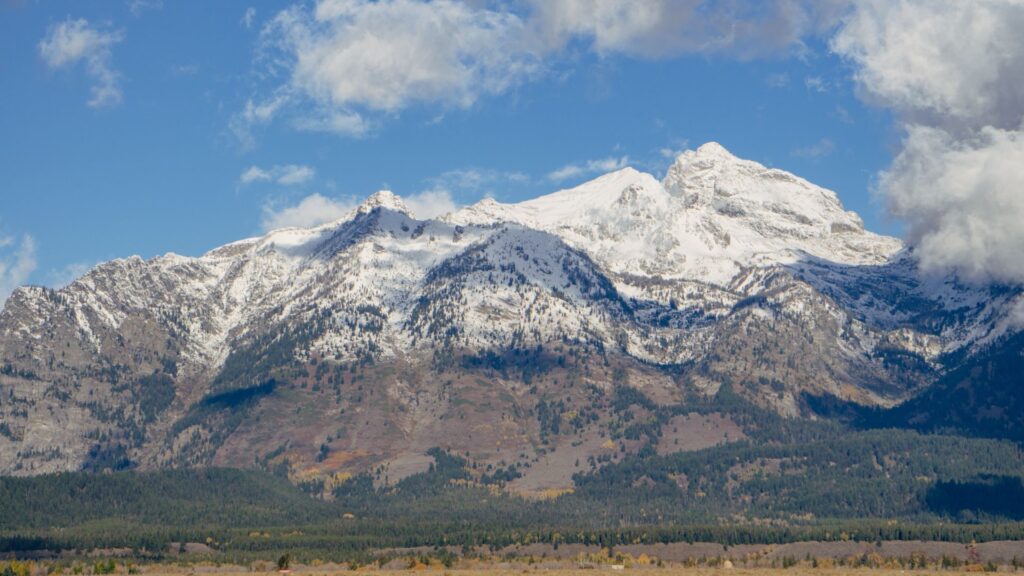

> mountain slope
[863,330,1024,441]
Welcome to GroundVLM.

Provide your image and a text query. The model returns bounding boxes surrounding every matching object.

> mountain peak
[358,190,411,216]
[444,141,900,284]
[664,142,827,210]
[694,141,736,159]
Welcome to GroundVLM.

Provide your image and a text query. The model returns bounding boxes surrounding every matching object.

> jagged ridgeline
[0,143,1022,507]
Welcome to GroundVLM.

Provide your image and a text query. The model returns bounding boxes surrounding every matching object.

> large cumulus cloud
[240,0,836,138]
[832,0,1024,285]
[881,126,1024,284]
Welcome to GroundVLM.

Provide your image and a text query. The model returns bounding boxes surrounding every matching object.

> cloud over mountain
[832,0,1024,284]
[240,164,316,186]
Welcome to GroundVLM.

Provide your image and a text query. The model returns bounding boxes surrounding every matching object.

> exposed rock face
[0,143,1019,488]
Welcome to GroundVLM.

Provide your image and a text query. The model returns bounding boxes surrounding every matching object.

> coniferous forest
[3,405,1024,563]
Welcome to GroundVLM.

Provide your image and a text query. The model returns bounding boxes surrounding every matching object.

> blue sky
[2,0,988,300]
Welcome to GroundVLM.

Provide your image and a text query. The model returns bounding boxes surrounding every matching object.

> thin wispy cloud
[804,76,828,93]
[659,139,690,160]
[259,163,534,233]
[171,63,200,77]
[403,190,459,220]
[547,156,630,182]
[277,165,315,185]
[47,261,94,289]
[0,235,37,306]
[792,138,835,159]
[239,164,316,186]
[128,0,163,17]
[415,168,529,215]
[425,168,529,197]
[833,104,854,124]
[261,189,460,231]
[230,95,289,150]
[290,109,370,137]
[39,18,124,108]
[261,193,356,231]
[241,7,257,29]
[765,73,790,88]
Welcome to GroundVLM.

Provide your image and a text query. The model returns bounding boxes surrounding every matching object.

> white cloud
[792,138,835,159]
[291,109,370,137]
[547,156,630,182]
[39,18,124,108]
[242,96,286,124]
[240,0,841,144]
[128,0,163,16]
[261,193,356,231]
[240,166,272,185]
[230,95,289,149]
[881,126,1024,285]
[426,168,529,195]
[290,0,538,111]
[47,261,94,289]
[834,104,854,124]
[0,235,37,307]
[240,164,315,186]
[171,63,200,76]
[242,7,257,29]
[804,75,828,93]
[832,0,1024,285]
[832,0,1024,130]
[1011,297,1024,330]
[411,168,528,217]
[765,73,790,88]
[528,0,842,59]
[261,189,461,231]
[403,190,459,220]
[277,164,316,185]
[659,139,690,160]
[238,0,541,143]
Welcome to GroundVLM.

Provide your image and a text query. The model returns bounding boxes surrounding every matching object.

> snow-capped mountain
[448,142,900,283]
[0,143,1020,488]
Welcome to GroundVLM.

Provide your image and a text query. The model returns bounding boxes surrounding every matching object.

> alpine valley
[2,143,1023,506]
